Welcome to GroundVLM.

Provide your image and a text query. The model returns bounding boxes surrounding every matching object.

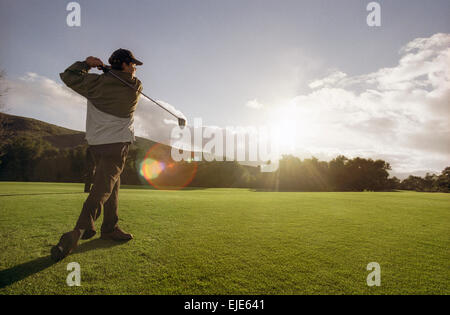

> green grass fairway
[0,182,449,294]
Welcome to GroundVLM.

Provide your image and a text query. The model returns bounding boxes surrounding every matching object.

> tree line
[398,170,450,192]
[0,137,448,192]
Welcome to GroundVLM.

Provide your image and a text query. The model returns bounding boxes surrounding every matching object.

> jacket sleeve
[59,61,100,99]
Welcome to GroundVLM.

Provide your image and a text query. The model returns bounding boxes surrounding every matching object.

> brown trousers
[75,142,129,237]
[83,146,96,193]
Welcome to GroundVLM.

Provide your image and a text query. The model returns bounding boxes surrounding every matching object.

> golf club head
[178,118,186,128]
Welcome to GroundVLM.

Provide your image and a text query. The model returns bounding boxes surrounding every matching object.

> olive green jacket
[60,61,142,118]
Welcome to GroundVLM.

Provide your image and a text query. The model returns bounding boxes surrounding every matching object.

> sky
[0,0,449,177]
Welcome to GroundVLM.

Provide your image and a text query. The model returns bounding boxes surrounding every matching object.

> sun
[266,103,311,153]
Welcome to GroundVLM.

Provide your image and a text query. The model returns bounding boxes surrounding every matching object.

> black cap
[108,48,143,67]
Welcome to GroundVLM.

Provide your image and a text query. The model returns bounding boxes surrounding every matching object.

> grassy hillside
[0,182,448,294]
[0,113,179,184]
[0,113,260,188]
[0,112,160,150]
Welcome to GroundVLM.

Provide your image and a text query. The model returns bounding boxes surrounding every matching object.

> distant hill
[0,112,161,150]
[0,112,185,185]
[0,113,254,188]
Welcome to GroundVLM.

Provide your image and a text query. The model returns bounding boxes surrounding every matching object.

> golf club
[99,65,186,127]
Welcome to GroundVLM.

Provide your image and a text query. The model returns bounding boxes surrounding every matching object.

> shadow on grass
[0,192,85,197]
[121,185,208,191]
[0,255,55,289]
[73,238,129,254]
[0,238,128,289]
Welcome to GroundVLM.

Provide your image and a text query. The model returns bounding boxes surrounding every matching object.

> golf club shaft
[100,66,183,121]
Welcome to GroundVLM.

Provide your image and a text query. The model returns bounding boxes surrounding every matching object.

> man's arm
[59,57,104,98]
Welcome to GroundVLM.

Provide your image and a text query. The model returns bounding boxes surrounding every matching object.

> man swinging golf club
[51,49,143,261]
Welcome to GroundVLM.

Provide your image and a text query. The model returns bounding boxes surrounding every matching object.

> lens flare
[140,158,165,180]
[139,143,197,190]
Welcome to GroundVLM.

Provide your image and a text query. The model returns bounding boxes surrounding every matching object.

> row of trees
[0,137,85,182]
[275,155,399,191]
[399,169,450,192]
[1,137,448,192]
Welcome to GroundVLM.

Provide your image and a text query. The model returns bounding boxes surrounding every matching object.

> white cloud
[308,71,347,89]
[269,33,450,176]
[245,99,264,109]
[5,72,187,146]
[133,97,187,145]
[5,72,87,131]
